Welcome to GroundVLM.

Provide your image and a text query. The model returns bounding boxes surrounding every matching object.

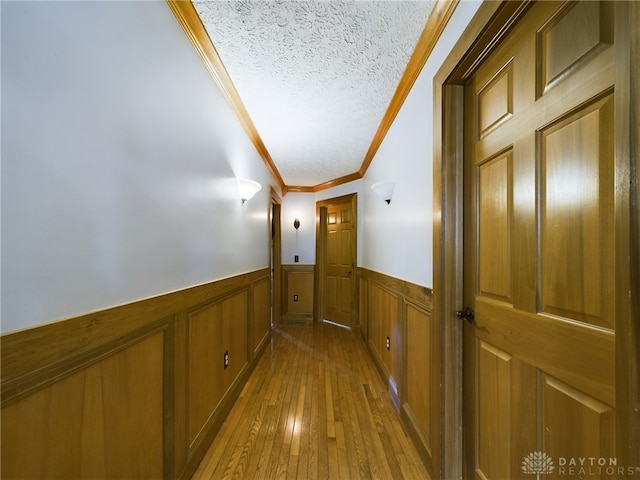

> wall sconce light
[371,180,395,204]
[237,179,262,204]
[293,218,301,230]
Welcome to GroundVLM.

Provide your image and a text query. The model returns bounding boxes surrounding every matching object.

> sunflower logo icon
[522,452,555,475]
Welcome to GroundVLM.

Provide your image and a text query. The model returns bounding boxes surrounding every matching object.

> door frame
[314,193,358,327]
[270,187,282,326]
[433,1,639,478]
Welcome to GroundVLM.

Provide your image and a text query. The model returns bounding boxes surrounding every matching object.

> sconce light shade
[237,179,262,204]
[371,180,395,204]
[293,218,301,230]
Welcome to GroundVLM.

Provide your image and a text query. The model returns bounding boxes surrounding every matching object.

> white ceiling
[176,1,447,190]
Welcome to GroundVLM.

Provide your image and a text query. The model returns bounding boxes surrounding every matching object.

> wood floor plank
[335,421,351,479]
[325,366,336,439]
[296,374,312,479]
[210,372,272,479]
[189,373,266,479]
[243,404,277,478]
[327,437,340,480]
[335,371,360,474]
[289,385,305,456]
[306,365,319,480]
[270,338,301,480]
[342,375,370,478]
[316,361,329,480]
[361,384,395,480]
[191,323,431,479]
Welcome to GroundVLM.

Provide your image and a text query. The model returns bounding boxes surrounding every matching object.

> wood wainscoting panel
[1,269,269,398]
[358,273,368,337]
[358,268,436,477]
[188,290,249,448]
[281,264,314,323]
[405,302,432,450]
[1,331,165,479]
[252,275,271,355]
[188,300,226,445]
[367,282,399,394]
[1,268,270,480]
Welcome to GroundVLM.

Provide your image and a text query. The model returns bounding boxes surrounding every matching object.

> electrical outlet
[293,294,299,302]
[294,255,299,263]
[224,351,229,369]
[386,336,390,351]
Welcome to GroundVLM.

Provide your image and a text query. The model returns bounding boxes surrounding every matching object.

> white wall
[281,193,317,265]
[281,180,363,266]
[1,1,278,333]
[1,1,483,332]
[361,0,482,288]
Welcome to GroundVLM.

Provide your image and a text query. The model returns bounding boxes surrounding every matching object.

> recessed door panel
[478,61,514,138]
[478,152,513,304]
[476,341,512,480]
[327,230,338,266]
[537,1,614,96]
[542,374,615,463]
[540,95,614,329]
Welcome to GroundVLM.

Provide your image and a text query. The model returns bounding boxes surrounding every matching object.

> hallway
[192,323,431,479]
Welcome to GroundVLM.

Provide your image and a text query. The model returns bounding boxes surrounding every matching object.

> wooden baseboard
[402,403,437,478]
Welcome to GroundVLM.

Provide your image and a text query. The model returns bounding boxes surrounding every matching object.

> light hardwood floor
[192,322,431,479]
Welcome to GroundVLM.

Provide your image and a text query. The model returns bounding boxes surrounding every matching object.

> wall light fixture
[371,180,395,204]
[237,179,262,204]
[293,218,301,230]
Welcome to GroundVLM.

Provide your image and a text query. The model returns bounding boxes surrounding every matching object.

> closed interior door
[462,1,626,477]
[323,200,355,328]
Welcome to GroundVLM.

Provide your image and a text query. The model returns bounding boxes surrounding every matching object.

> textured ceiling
[191,0,438,188]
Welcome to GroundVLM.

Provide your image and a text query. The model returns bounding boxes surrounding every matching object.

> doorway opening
[314,193,358,330]
[270,188,282,326]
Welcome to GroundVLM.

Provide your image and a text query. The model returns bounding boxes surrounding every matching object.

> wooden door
[462,1,628,477]
[322,198,356,328]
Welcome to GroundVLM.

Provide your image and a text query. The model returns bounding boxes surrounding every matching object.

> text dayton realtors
[557,457,639,477]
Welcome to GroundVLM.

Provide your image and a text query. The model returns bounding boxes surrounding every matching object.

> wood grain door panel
[539,94,615,329]
[324,200,355,328]
[464,2,621,477]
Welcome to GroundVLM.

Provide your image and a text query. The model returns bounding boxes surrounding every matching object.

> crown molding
[168,0,457,196]
[167,0,286,191]
[312,172,363,193]
[358,0,459,177]
[286,171,363,195]
[283,185,315,195]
